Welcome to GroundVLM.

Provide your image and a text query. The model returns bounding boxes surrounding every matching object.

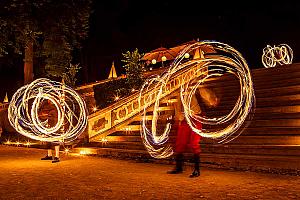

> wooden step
[203,71,300,90]
[147,106,175,112]
[104,134,300,146]
[216,95,300,108]
[208,105,300,115]
[202,118,300,129]
[201,145,300,156]
[248,119,300,127]
[202,135,300,145]
[209,110,300,121]
[202,83,300,98]
[117,126,300,142]
[109,128,178,137]
[115,125,141,132]
[230,127,300,136]
[108,126,300,138]
[204,80,300,94]
[86,141,146,150]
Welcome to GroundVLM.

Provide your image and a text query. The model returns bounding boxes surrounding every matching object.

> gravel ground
[0,145,300,200]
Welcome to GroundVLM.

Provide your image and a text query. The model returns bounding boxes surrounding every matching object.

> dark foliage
[93,78,131,109]
[0,0,92,83]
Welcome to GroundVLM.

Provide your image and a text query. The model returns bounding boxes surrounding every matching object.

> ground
[0,145,300,200]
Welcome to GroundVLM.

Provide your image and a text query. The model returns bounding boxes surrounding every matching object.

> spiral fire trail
[139,41,255,158]
[262,44,293,68]
[8,78,88,143]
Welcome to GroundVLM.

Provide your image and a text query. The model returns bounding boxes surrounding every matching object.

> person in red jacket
[167,116,202,177]
[167,87,219,178]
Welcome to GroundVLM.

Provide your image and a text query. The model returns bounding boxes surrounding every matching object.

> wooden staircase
[76,95,178,161]
[75,63,300,175]
[198,63,300,174]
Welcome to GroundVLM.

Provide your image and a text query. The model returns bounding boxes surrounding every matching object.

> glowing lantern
[151,59,157,64]
[161,56,167,62]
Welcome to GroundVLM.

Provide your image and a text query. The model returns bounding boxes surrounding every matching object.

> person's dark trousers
[167,153,184,174]
[189,153,200,178]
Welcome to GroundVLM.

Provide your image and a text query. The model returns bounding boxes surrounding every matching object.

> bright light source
[161,56,167,62]
[79,150,86,155]
[101,137,108,145]
[25,141,31,146]
[114,95,120,101]
[151,59,157,64]
[184,53,190,58]
[64,148,70,154]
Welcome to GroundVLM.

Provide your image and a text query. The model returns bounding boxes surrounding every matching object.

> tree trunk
[24,41,34,84]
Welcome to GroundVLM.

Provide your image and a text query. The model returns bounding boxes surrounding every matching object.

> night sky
[1,1,300,98]
[81,1,300,82]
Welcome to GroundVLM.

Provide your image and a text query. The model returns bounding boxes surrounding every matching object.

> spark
[114,95,120,101]
[64,147,70,154]
[24,141,31,147]
[93,106,98,112]
[101,137,108,145]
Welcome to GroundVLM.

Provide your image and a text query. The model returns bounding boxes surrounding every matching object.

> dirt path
[0,145,300,200]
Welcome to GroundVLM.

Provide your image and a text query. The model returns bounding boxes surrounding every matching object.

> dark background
[81,1,300,82]
[1,1,300,99]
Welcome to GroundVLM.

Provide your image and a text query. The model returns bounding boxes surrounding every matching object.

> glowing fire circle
[139,41,256,158]
[262,44,293,68]
[8,78,88,143]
